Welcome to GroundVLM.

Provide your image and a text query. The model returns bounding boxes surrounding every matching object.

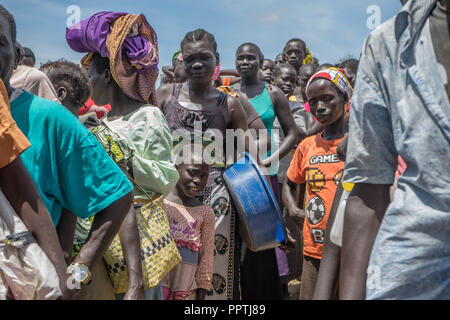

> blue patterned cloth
[343,0,450,299]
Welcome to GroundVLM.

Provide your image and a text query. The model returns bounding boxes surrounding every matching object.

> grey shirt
[343,0,450,299]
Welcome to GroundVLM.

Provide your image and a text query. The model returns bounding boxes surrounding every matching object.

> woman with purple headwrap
[66,11,179,300]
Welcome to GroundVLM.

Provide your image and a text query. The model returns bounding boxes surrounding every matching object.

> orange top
[286,133,345,259]
[0,80,31,168]
[221,77,231,87]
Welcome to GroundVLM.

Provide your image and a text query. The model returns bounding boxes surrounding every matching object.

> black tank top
[162,83,228,144]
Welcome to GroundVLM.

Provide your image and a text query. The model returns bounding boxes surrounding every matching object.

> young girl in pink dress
[162,151,215,300]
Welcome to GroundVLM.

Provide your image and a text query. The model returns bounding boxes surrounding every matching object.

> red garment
[78,98,111,119]
[304,101,311,113]
[395,155,407,179]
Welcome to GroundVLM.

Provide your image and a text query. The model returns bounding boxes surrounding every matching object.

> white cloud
[257,10,287,24]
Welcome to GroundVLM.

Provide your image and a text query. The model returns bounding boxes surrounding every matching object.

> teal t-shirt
[11,91,133,226]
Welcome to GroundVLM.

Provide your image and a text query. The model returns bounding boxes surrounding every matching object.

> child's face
[307,79,345,126]
[342,67,356,88]
[273,67,297,97]
[283,42,305,70]
[236,45,260,78]
[298,65,316,93]
[261,59,275,83]
[274,54,284,66]
[177,163,210,199]
[59,92,82,116]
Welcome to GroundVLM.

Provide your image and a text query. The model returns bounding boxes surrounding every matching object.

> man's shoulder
[12,91,55,113]
[23,66,48,81]
[16,91,73,119]
[363,1,426,56]
[363,15,399,55]
[13,92,90,142]
[12,65,48,85]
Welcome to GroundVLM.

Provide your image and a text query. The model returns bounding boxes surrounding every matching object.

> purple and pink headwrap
[66,11,159,105]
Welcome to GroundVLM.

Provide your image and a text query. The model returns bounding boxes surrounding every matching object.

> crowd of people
[0,0,448,301]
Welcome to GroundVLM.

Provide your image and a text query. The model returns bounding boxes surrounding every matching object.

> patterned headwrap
[306,67,353,100]
[66,11,159,105]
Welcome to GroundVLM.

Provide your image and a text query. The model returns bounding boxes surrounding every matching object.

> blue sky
[5,0,402,81]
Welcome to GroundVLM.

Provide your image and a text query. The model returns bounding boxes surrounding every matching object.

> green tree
[336,52,356,65]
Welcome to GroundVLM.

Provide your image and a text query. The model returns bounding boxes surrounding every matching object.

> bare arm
[156,83,175,110]
[118,206,144,300]
[56,209,78,264]
[219,69,240,77]
[266,86,298,165]
[337,135,348,161]
[162,66,175,83]
[282,178,306,230]
[339,183,390,300]
[229,77,241,86]
[72,191,134,271]
[235,94,271,152]
[227,95,264,167]
[313,184,344,300]
[0,157,69,298]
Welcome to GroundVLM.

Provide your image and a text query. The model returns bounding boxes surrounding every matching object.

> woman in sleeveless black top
[157,29,264,301]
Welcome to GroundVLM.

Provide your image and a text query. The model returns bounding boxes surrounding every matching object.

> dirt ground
[288,279,301,300]
[282,206,303,300]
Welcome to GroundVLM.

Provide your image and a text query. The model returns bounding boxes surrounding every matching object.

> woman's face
[181,40,217,83]
[307,78,345,126]
[88,57,109,106]
[235,44,260,78]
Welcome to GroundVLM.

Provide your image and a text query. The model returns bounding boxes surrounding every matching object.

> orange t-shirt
[221,77,231,87]
[0,80,30,168]
[286,134,345,260]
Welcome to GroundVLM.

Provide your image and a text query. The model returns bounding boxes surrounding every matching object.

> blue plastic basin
[223,153,287,252]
